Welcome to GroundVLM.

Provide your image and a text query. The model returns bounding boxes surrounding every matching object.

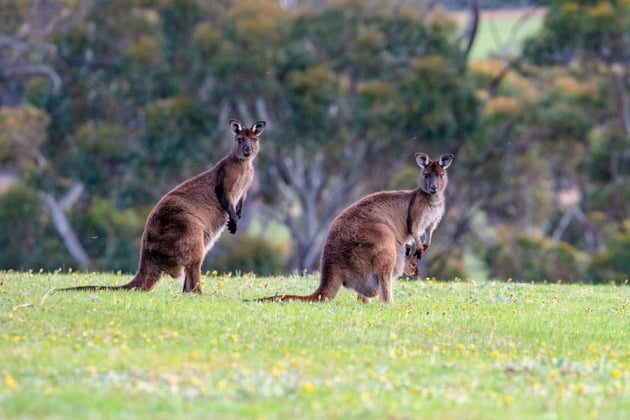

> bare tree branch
[610,63,630,138]
[39,187,92,271]
[59,183,84,212]
[1,64,61,93]
[460,0,479,70]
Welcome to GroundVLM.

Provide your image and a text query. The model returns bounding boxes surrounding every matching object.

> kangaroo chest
[229,171,252,202]
[414,202,444,234]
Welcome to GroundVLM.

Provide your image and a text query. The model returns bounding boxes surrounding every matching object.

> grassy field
[1,271,628,419]
[452,8,545,59]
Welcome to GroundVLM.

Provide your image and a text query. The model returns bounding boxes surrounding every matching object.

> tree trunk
[270,144,368,270]
[39,184,92,271]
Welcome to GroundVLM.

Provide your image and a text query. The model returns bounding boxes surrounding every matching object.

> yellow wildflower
[301,381,314,393]
[4,373,17,389]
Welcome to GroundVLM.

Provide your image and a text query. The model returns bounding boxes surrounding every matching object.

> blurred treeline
[0,0,628,283]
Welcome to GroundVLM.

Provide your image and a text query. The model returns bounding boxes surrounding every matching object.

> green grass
[453,9,545,59]
[1,271,628,419]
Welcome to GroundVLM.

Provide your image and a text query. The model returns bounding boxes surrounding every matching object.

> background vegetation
[1,272,628,419]
[1,0,628,284]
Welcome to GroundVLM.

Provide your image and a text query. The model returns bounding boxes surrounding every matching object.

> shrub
[483,230,588,283]
[588,223,630,284]
[0,184,68,270]
[209,234,288,276]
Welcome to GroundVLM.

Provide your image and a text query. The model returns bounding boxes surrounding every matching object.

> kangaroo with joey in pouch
[256,152,453,304]
[59,119,266,294]
[403,243,419,278]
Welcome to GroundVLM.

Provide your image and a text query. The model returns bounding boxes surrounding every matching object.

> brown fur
[59,119,266,294]
[256,152,453,304]
[403,243,419,278]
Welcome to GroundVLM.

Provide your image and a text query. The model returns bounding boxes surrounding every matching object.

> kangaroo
[403,243,419,278]
[59,119,266,294]
[256,152,453,303]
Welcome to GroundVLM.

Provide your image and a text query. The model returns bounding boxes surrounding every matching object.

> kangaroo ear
[438,154,454,169]
[251,121,266,136]
[415,153,430,169]
[229,119,243,135]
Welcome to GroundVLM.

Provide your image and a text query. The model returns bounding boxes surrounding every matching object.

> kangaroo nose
[243,146,251,156]
[430,185,437,193]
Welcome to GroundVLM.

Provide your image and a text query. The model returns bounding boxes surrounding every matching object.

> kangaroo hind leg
[124,258,163,291]
[373,247,397,304]
[182,257,203,294]
[180,233,205,294]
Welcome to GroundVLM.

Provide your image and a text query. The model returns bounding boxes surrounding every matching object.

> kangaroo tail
[56,284,128,292]
[56,277,143,292]
[58,258,162,292]
[251,266,340,303]
[250,282,334,302]
[251,292,327,303]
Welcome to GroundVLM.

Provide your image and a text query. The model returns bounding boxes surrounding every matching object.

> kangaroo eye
[252,138,258,142]
[238,138,244,144]
[424,174,430,179]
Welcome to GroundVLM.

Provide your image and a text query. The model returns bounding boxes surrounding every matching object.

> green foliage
[0,185,44,269]
[140,94,215,183]
[426,245,469,281]
[158,0,201,54]
[282,0,474,148]
[353,80,405,141]
[0,0,30,33]
[25,76,56,108]
[192,22,222,59]
[0,186,144,272]
[210,0,287,97]
[2,0,629,282]
[70,199,145,272]
[483,231,589,283]
[0,185,68,270]
[398,55,478,140]
[120,34,173,103]
[353,51,480,149]
[523,0,630,64]
[1,273,629,418]
[286,64,340,134]
[588,220,630,284]
[0,105,50,174]
[210,234,289,276]
[589,129,630,184]
[64,123,134,194]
